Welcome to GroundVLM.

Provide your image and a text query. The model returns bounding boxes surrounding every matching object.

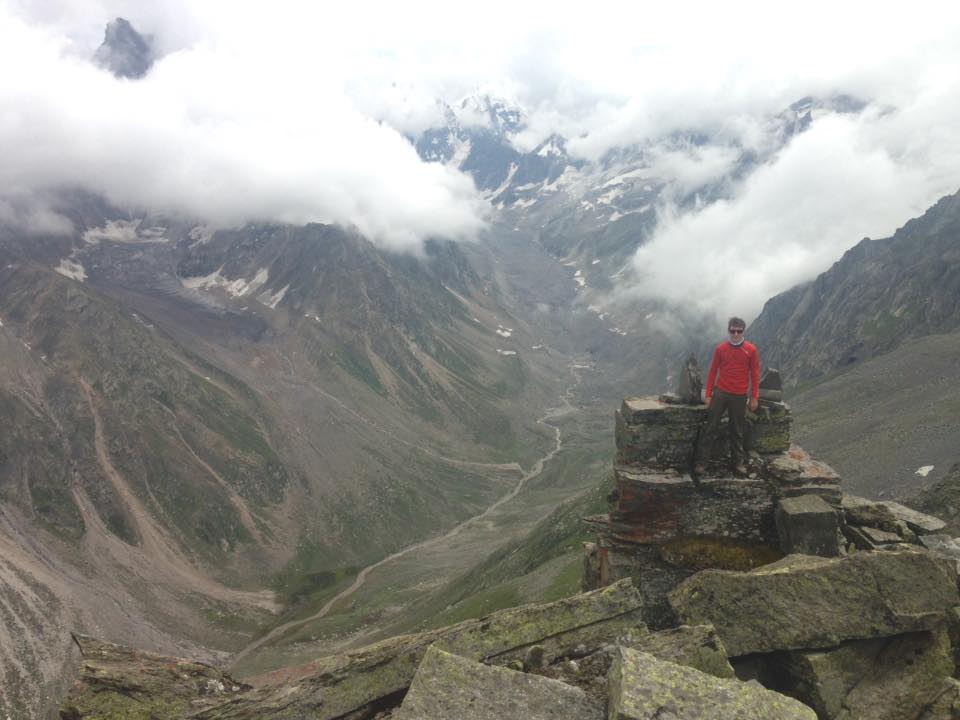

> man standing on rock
[693,317,760,477]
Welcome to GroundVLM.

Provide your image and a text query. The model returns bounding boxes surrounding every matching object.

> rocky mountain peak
[456,93,526,135]
[92,17,154,79]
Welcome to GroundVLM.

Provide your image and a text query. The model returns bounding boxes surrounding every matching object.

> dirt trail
[228,364,583,669]
[79,378,278,612]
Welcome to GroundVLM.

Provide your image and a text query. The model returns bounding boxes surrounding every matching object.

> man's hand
[748,397,759,412]
[704,396,712,409]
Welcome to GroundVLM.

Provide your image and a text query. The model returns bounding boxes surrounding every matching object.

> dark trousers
[696,390,747,464]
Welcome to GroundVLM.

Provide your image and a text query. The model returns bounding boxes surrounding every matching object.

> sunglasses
[728,328,744,334]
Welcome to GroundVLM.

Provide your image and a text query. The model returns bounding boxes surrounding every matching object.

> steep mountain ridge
[750,188,960,382]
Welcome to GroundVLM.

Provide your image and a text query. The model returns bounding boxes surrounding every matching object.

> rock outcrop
[585,375,960,719]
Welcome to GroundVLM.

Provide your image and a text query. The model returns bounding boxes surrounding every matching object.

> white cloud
[3,0,960,267]
[622,103,960,321]
[0,2,487,250]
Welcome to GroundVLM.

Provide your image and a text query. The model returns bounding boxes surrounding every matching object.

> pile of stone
[60,580,817,719]
[583,367,960,719]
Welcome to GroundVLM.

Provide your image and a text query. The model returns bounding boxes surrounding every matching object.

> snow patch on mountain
[82,219,170,245]
[181,266,270,298]
[261,284,288,309]
[55,258,87,282]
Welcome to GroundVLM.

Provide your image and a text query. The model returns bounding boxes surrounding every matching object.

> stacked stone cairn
[583,361,960,719]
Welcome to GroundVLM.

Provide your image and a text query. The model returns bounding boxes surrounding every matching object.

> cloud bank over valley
[3,0,960,304]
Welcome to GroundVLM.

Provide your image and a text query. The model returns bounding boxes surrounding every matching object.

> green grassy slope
[787,331,960,499]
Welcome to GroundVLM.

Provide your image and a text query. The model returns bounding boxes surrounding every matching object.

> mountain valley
[1,35,959,714]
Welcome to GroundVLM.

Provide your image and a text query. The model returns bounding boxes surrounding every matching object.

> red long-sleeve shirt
[705,340,761,400]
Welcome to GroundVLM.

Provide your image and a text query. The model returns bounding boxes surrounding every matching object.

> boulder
[626,624,735,679]
[841,494,900,532]
[607,647,815,720]
[668,549,959,657]
[773,628,953,720]
[776,495,841,557]
[395,646,603,720]
[59,634,249,720]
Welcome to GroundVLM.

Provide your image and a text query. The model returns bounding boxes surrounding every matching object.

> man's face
[728,325,745,342]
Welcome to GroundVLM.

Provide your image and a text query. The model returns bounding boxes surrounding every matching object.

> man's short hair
[728,316,746,330]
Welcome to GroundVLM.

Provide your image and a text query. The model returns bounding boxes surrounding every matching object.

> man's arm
[748,346,761,411]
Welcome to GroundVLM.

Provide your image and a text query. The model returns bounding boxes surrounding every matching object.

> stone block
[858,525,904,545]
[607,647,816,720]
[773,628,953,720]
[843,525,882,551]
[395,646,603,720]
[776,495,841,557]
[615,399,703,468]
[668,549,959,657]
[611,466,778,545]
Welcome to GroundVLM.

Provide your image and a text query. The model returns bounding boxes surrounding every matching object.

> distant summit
[93,17,154,79]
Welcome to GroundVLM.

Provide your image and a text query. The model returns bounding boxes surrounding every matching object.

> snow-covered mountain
[414,92,871,336]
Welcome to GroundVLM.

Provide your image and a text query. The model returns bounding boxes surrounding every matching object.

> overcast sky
[3,0,960,312]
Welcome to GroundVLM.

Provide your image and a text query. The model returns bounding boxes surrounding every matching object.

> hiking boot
[733,463,748,477]
[693,463,707,477]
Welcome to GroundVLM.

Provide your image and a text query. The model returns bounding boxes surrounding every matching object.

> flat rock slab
[920,534,960,571]
[193,579,642,720]
[668,549,959,656]
[608,647,815,720]
[395,646,603,720]
[878,500,947,534]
